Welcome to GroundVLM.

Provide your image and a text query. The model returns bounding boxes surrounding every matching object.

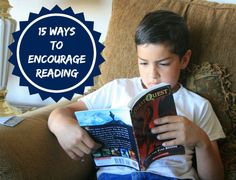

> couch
[1,0,236,179]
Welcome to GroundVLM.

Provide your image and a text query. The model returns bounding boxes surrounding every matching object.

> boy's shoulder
[176,85,210,104]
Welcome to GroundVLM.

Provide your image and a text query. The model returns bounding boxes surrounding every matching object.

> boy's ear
[180,49,192,69]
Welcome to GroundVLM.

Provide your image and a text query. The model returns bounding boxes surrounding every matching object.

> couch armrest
[0,100,95,180]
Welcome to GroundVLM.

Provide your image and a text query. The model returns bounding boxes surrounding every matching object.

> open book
[75,84,185,171]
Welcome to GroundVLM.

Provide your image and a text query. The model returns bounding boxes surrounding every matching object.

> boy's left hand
[151,115,208,148]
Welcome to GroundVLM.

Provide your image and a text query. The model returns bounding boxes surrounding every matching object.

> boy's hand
[151,115,209,148]
[55,120,101,160]
[48,101,102,161]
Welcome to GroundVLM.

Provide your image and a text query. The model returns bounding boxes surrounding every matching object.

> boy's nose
[150,65,159,78]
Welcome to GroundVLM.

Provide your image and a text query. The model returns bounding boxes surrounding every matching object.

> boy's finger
[151,121,179,134]
[162,138,180,147]
[154,116,179,125]
[76,141,94,155]
[80,129,102,150]
[157,131,178,140]
[68,149,84,159]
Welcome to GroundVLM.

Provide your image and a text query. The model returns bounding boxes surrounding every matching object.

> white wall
[6,0,236,106]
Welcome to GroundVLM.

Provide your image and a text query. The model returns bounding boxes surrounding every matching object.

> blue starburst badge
[9,5,104,102]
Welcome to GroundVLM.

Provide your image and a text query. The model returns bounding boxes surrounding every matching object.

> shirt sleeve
[79,80,115,110]
[196,100,226,141]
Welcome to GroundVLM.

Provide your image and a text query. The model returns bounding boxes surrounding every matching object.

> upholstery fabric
[96,0,191,89]
[186,0,236,90]
[98,0,236,91]
[0,100,95,180]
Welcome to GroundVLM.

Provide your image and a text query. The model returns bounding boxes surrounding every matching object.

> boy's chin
[148,83,158,88]
[146,82,173,89]
[145,83,162,89]
[141,80,161,89]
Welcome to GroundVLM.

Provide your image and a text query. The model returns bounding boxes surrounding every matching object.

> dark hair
[135,10,189,58]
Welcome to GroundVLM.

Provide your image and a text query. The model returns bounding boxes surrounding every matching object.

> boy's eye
[139,62,148,65]
[159,62,171,66]
[157,60,171,66]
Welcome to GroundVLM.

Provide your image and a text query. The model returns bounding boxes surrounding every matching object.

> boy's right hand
[48,102,101,161]
[55,121,101,160]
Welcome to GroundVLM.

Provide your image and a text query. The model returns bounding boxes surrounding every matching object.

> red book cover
[130,85,185,169]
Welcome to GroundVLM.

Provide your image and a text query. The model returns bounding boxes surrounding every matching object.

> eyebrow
[138,56,171,62]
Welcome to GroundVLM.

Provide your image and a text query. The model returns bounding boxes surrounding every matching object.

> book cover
[75,84,185,171]
[75,108,140,170]
[130,85,185,169]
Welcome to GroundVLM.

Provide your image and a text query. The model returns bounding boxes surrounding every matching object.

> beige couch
[1,0,236,179]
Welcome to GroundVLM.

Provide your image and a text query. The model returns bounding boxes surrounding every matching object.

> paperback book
[75,84,185,170]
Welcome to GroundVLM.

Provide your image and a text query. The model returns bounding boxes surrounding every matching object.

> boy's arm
[48,100,101,160]
[152,116,224,180]
[195,136,224,180]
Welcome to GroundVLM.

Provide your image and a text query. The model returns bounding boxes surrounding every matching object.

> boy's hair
[135,10,189,58]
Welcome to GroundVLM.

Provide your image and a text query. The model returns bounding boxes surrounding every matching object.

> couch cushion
[95,0,191,89]
[186,0,236,90]
[96,0,236,92]
[0,116,95,179]
[0,99,95,179]
[185,62,235,135]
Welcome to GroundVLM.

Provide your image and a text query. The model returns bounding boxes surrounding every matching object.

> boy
[48,10,225,180]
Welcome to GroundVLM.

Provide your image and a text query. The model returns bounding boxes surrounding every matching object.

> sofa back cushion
[97,0,236,91]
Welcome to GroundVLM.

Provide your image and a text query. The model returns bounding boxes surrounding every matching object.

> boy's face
[137,43,190,89]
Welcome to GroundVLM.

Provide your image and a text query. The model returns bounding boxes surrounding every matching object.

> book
[74,83,185,171]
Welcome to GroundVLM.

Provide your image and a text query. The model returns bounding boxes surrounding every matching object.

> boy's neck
[172,83,180,93]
